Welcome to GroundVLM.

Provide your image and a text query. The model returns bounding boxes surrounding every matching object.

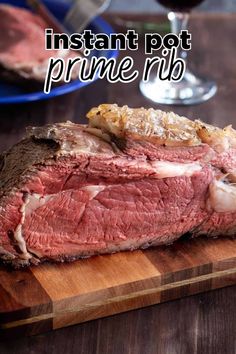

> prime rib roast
[0,4,80,87]
[0,104,236,267]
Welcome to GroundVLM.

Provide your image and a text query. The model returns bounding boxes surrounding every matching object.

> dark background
[105,0,236,12]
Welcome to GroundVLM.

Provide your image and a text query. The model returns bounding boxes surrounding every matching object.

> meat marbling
[0,104,236,267]
[0,4,81,87]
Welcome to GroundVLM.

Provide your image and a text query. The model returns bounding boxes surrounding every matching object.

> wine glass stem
[168,12,189,62]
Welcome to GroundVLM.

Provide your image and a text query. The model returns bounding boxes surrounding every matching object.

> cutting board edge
[1,256,236,321]
[1,264,236,333]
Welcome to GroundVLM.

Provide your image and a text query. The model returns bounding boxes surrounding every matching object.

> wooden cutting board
[0,236,236,338]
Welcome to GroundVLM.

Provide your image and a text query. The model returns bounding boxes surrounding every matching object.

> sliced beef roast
[0,104,236,267]
[0,4,81,87]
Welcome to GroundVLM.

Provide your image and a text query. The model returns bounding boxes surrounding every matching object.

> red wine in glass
[157,0,204,11]
[139,0,217,105]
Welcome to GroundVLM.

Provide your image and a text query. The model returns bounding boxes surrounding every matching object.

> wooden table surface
[0,13,236,354]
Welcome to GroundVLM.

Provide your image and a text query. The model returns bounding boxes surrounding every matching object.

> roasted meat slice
[0,105,235,267]
[0,4,81,87]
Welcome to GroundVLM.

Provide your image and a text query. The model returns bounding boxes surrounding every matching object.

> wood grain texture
[0,267,52,320]
[0,267,52,338]
[0,237,235,337]
[0,13,236,353]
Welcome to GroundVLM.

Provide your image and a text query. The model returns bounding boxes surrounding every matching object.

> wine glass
[139,0,217,105]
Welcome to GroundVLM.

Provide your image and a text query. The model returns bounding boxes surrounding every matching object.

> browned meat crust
[0,105,235,268]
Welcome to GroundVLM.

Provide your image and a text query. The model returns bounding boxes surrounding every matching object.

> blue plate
[0,0,118,104]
